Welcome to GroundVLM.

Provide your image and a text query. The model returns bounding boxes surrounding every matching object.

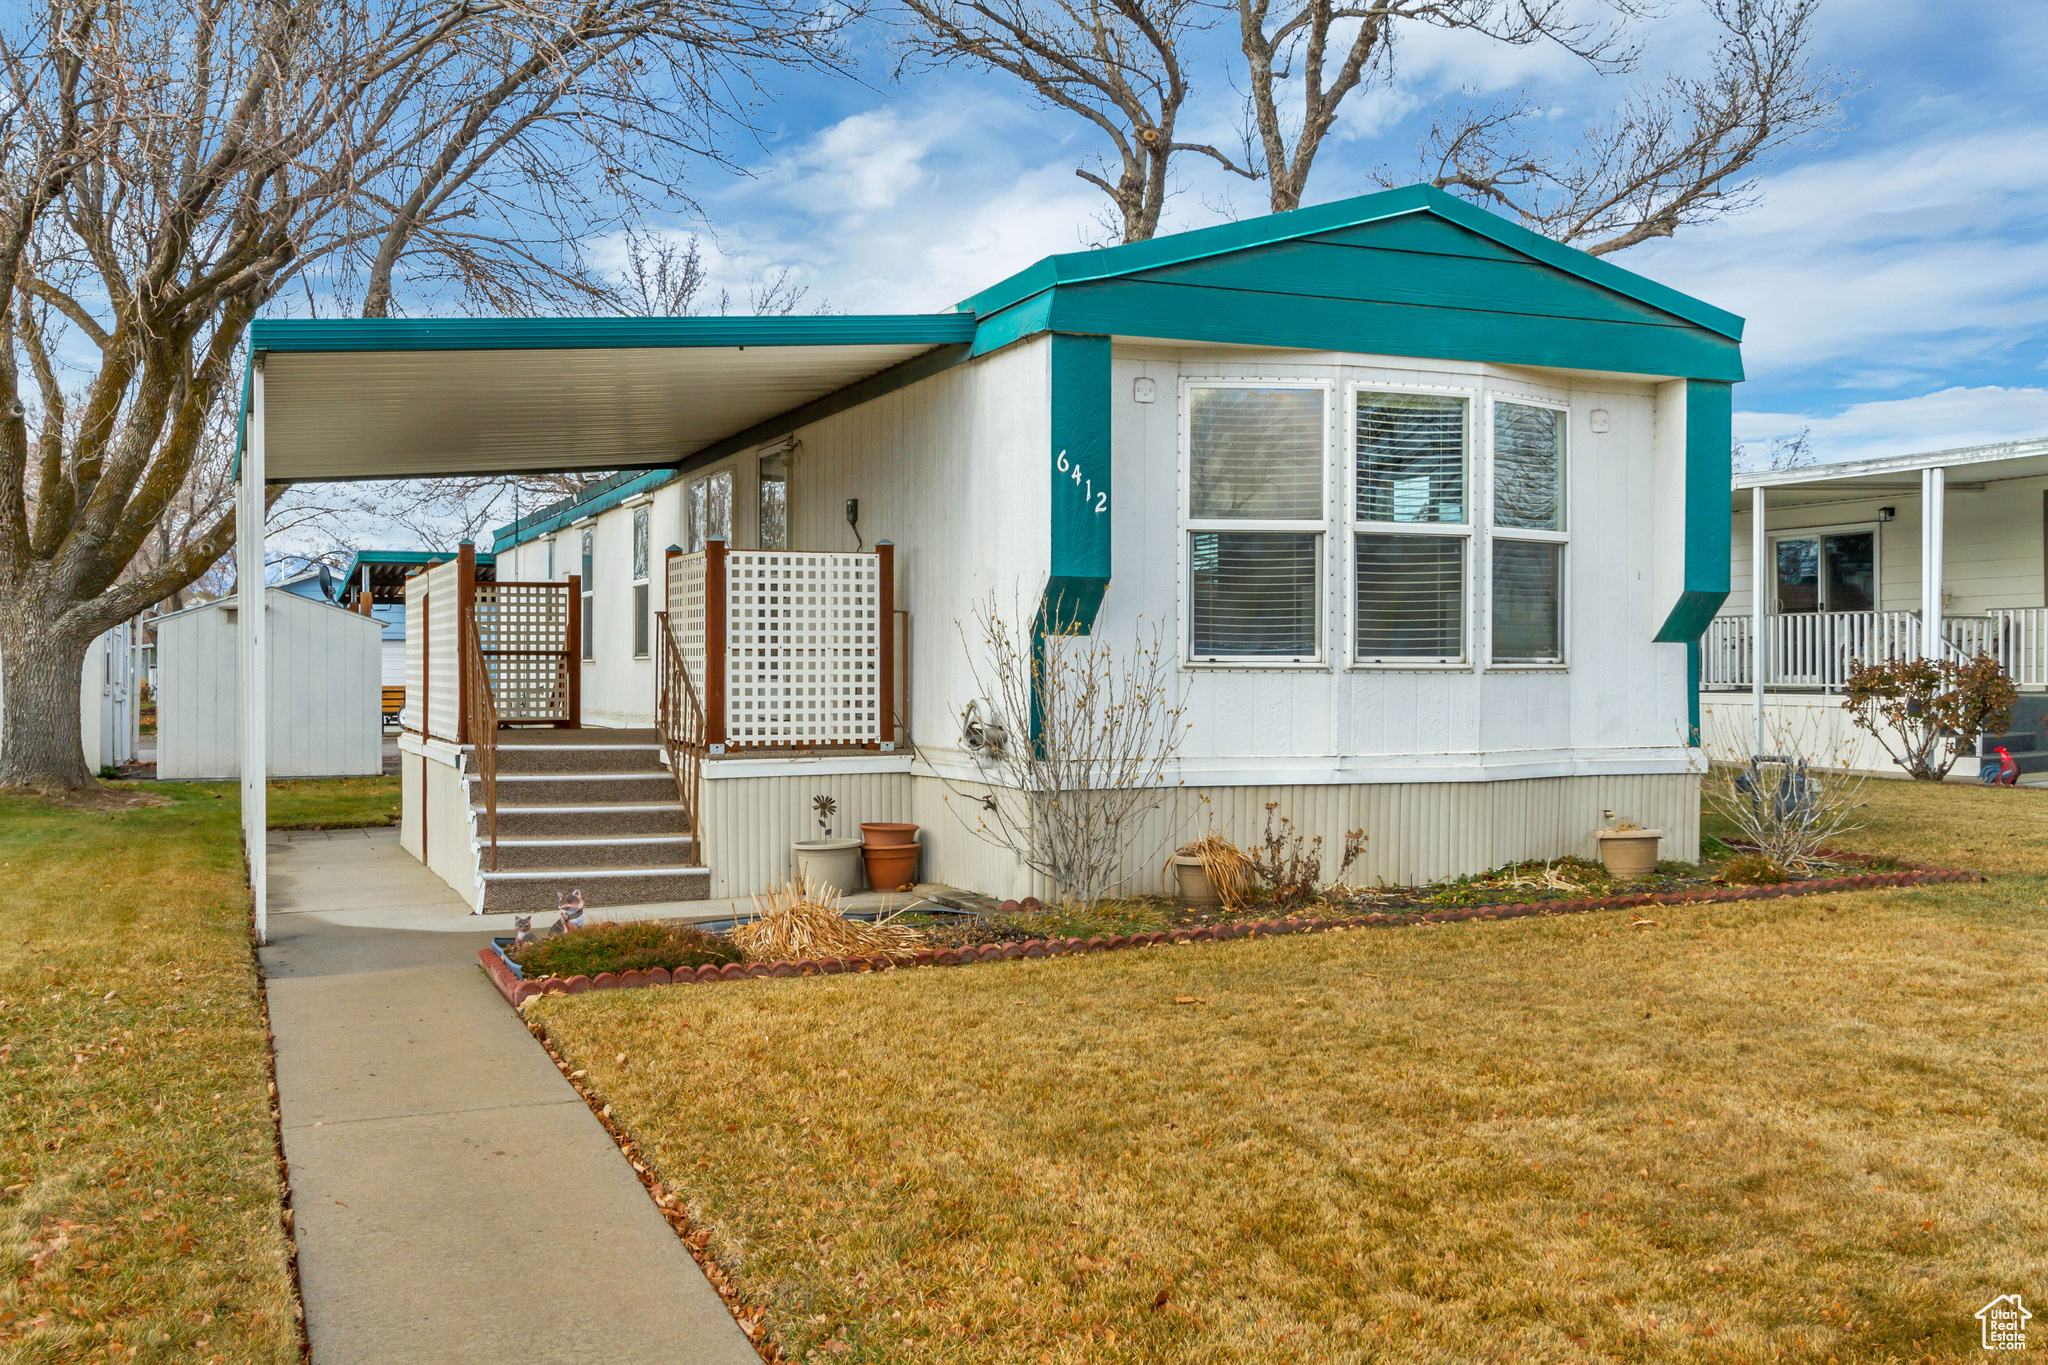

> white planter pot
[792,838,865,895]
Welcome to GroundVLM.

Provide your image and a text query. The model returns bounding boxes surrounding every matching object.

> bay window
[1488,401,1567,664]
[1184,384,1327,662]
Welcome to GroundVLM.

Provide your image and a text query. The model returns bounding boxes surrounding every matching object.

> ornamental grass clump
[511,920,741,979]
[731,877,923,963]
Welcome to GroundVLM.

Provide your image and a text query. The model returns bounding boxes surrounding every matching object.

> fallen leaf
[1152,1289,1171,1310]
[1174,996,1204,1005]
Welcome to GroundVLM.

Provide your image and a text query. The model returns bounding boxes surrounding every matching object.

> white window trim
[630,506,651,660]
[1764,520,1884,615]
[1177,377,1336,669]
[683,461,739,554]
[1484,392,1571,671]
[1344,379,1480,670]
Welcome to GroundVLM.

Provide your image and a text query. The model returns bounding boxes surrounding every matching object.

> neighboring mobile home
[1702,436,2048,776]
[339,549,496,722]
[226,185,1741,922]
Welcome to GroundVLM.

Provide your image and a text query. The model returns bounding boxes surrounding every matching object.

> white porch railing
[1703,607,2048,691]
[666,539,898,752]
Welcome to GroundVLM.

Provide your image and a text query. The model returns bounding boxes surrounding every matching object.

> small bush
[511,920,741,979]
[1720,853,1790,885]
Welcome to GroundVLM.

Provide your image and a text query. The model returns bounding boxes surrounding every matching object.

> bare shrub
[1704,716,1869,870]
[953,594,1190,906]
[1246,804,1366,909]
[1842,653,2018,781]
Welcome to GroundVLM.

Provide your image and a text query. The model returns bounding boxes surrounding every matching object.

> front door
[1771,528,1878,685]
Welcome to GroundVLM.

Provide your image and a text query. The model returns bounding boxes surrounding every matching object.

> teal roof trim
[489,468,677,555]
[247,314,977,355]
[339,548,495,580]
[956,184,1743,343]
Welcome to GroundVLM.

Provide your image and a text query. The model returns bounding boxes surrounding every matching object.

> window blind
[1492,403,1563,531]
[1190,532,1318,658]
[1355,534,1465,659]
[1189,387,1324,520]
[1356,393,1466,524]
[1492,540,1562,662]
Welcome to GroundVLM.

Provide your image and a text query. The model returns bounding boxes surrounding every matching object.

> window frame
[684,465,736,554]
[1177,377,1336,670]
[1483,391,1571,670]
[1765,520,1883,615]
[579,527,595,662]
[630,504,651,659]
[1343,380,1479,670]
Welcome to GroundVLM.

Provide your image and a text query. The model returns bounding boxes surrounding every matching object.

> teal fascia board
[957,184,1743,343]
[490,468,676,554]
[338,548,493,583]
[247,314,977,355]
[231,360,252,480]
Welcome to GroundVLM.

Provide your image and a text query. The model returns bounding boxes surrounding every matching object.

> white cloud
[1737,385,2048,463]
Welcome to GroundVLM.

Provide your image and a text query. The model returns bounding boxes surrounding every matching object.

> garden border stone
[476,865,1984,1008]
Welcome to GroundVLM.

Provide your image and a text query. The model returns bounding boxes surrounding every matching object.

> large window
[759,451,788,551]
[1352,391,1469,662]
[1489,401,1567,664]
[631,506,650,658]
[580,529,594,661]
[1184,384,1326,661]
[1772,530,1874,612]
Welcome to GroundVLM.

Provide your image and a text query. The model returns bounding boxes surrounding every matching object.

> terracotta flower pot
[1594,828,1663,879]
[860,822,919,848]
[861,839,920,893]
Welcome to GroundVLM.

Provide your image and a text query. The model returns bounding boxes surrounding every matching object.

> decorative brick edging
[476,867,1981,1008]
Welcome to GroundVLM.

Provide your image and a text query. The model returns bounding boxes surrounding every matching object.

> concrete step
[480,833,698,871]
[489,742,666,776]
[479,865,710,913]
[481,771,677,805]
[489,801,691,838]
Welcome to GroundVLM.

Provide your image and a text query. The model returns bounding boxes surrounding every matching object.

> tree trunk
[0,599,96,791]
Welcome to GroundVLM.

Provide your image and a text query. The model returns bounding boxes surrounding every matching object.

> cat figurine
[512,914,536,949]
[553,889,586,936]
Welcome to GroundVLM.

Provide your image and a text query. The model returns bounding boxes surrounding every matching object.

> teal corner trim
[1687,639,1703,746]
[1654,378,1733,646]
[1030,333,1114,747]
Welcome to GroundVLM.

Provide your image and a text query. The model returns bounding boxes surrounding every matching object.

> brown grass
[533,779,2048,1364]
[1,777,395,1363]
[732,879,922,963]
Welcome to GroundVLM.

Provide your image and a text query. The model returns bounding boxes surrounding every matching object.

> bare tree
[0,0,841,790]
[1234,0,1635,214]
[895,0,1254,242]
[1402,0,1849,254]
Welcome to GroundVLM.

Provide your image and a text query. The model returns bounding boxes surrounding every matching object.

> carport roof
[242,314,977,483]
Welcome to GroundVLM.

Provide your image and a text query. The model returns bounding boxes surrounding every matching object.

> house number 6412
[1057,449,1109,514]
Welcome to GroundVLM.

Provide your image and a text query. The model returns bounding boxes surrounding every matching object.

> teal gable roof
[956,184,1744,382]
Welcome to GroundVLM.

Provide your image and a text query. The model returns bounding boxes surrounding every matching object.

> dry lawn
[534,779,2048,1364]
[0,776,396,1363]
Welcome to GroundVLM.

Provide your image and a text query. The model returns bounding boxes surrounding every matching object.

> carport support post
[1921,466,1946,661]
[1751,484,1766,758]
[239,362,268,945]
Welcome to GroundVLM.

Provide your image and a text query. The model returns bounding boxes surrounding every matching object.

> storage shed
[156,587,382,780]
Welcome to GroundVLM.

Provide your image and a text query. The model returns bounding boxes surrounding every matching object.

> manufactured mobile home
[228,185,1740,921]
[1702,437,2048,776]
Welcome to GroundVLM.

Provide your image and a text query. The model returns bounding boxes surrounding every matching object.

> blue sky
[614,0,2048,468]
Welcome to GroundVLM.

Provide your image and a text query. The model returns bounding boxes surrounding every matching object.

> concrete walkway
[259,827,757,1365]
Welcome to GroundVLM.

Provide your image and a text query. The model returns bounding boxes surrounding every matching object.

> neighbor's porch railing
[403,544,581,741]
[1703,606,2048,692]
[666,539,897,753]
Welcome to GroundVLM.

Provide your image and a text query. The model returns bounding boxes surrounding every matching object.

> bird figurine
[1997,745,2020,786]
[512,914,535,949]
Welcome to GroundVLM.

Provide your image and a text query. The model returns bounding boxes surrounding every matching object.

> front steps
[467,729,710,912]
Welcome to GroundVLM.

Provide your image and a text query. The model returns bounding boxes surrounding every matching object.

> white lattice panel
[668,551,707,688]
[727,551,881,745]
[473,583,571,722]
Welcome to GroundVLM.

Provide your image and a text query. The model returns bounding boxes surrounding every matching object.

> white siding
[157,589,382,780]
[406,560,460,741]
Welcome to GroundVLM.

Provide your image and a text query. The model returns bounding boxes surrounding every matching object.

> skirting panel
[700,769,1702,902]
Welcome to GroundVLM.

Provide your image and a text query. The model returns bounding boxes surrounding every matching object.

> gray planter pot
[792,838,865,895]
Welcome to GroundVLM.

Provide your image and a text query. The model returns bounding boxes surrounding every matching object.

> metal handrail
[461,605,502,870]
[655,610,705,846]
